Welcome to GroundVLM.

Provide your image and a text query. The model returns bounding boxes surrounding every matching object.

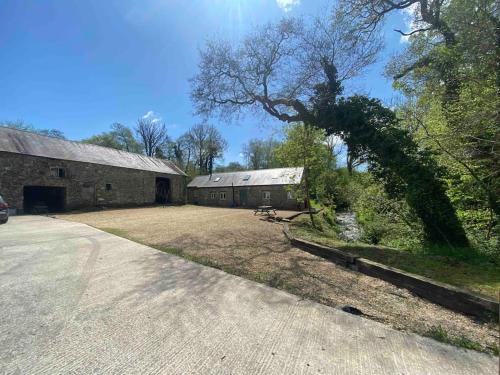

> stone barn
[0,127,186,213]
[187,167,304,210]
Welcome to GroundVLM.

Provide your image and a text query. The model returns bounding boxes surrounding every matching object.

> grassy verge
[289,216,500,300]
[423,325,489,354]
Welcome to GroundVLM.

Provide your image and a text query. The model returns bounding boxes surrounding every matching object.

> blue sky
[0,0,409,165]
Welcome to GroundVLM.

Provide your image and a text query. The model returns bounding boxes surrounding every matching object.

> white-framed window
[50,167,66,178]
[210,191,216,199]
[219,191,226,200]
[287,191,294,200]
[262,191,271,200]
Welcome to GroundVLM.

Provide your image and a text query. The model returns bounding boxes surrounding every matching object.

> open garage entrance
[155,178,170,204]
[23,186,66,213]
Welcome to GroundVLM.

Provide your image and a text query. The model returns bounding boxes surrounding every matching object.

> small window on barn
[214,177,221,182]
[262,191,271,200]
[210,191,216,199]
[105,183,112,191]
[219,192,226,200]
[287,191,294,200]
[50,167,66,178]
[242,175,251,181]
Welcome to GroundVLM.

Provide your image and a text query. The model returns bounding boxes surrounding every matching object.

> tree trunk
[304,167,315,228]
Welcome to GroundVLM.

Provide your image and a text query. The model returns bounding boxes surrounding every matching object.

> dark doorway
[239,190,248,207]
[23,186,66,213]
[155,177,170,204]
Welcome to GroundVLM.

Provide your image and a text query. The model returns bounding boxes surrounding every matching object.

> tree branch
[394,27,431,36]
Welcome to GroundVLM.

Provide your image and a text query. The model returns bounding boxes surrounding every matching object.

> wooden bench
[254,206,277,216]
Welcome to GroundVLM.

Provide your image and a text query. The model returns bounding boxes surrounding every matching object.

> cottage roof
[0,126,186,175]
[187,167,303,188]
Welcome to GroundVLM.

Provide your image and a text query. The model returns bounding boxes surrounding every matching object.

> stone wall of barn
[187,185,304,211]
[0,152,185,213]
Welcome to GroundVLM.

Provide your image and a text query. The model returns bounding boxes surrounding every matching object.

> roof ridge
[0,126,187,175]
[0,125,182,168]
[187,167,303,188]
[196,166,303,177]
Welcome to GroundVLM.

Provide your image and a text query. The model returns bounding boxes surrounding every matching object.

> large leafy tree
[191,16,380,123]
[82,123,142,153]
[276,123,329,226]
[191,14,469,246]
[343,0,499,224]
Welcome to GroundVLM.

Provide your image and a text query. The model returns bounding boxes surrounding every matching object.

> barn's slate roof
[187,167,303,188]
[0,126,186,175]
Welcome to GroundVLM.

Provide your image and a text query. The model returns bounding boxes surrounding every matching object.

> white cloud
[400,3,422,43]
[142,110,154,119]
[142,110,162,123]
[276,0,300,12]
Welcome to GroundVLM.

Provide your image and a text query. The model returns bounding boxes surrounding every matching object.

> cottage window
[287,191,294,200]
[210,192,216,199]
[50,167,66,178]
[219,192,226,200]
[105,183,112,191]
[262,191,271,200]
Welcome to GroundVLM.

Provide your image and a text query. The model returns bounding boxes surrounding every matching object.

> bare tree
[189,123,209,172]
[135,118,169,157]
[205,125,228,175]
[171,133,195,172]
[187,123,227,174]
[111,123,143,153]
[191,13,381,124]
[2,119,65,139]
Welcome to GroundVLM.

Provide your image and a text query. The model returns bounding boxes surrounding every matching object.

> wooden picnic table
[254,205,277,216]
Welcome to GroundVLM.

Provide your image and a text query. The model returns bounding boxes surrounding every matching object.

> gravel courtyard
[59,205,499,354]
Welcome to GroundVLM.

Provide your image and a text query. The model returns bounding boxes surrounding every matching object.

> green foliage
[328,168,362,210]
[348,173,422,248]
[214,162,246,173]
[292,209,339,238]
[276,123,329,181]
[321,205,336,227]
[312,68,468,246]
[315,169,338,206]
[242,138,282,170]
[423,325,485,353]
[276,123,331,227]
[387,0,499,252]
[82,123,143,153]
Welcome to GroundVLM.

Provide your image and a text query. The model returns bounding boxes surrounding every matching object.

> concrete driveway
[0,216,497,374]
